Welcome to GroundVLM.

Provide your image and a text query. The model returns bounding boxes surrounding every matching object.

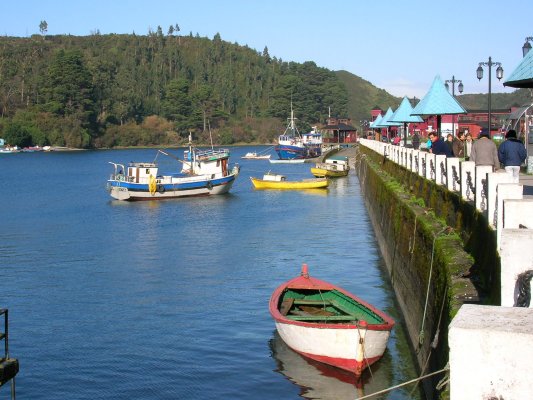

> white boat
[270,264,394,376]
[241,152,271,160]
[310,156,350,177]
[106,134,240,201]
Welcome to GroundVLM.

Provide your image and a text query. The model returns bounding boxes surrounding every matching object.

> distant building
[321,117,358,143]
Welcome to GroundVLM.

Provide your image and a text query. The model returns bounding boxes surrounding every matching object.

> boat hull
[274,320,390,374]
[310,167,349,178]
[274,145,307,160]
[108,174,237,201]
[269,264,394,375]
[250,177,328,190]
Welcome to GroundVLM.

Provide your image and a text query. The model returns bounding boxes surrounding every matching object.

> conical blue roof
[369,114,383,128]
[411,75,467,116]
[380,107,402,127]
[504,50,533,88]
[390,96,424,123]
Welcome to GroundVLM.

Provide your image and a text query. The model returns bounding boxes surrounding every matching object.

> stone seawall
[354,145,500,399]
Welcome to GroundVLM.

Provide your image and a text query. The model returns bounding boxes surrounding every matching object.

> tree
[41,49,95,127]
[39,20,48,39]
[161,78,192,132]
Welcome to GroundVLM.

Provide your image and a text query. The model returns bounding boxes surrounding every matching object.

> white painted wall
[449,304,533,399]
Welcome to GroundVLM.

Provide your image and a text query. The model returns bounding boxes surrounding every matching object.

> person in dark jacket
[412,132,420,149]
[428,132,453,157]
[452,132,465,158]
[498,129,527,183]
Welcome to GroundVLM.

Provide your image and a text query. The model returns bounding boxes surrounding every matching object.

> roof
[390,96,424,123]
[369,114,383,128]
[379,107,402,127]
[412,75,467,116]
[323,123,356,131]
[506,104,533,120]
[504,50,533,88]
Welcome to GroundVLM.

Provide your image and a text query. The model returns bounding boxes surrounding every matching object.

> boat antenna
[208,119,214,150]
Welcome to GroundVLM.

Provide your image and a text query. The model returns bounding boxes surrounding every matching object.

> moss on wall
[355,146,500,399]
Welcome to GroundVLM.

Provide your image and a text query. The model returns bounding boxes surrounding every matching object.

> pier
[353,139,533,399]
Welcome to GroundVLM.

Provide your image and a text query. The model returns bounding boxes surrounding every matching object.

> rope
[419,226,449,346]
[355,365,449,399]
[410,286,449,396]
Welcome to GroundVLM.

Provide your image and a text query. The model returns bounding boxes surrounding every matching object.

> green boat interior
[279,289,385,325]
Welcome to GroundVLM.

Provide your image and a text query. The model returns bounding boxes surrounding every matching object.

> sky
[2,0,531,99]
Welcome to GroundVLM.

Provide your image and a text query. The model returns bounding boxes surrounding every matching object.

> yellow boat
[250,173,328,190]
[310,156,350,178]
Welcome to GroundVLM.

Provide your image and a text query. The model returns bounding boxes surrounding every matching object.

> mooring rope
[355,365,450,399]
[419,226,449,346]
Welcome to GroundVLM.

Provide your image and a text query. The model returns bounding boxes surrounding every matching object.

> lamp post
[523,37,533,57]
[445,76,464,136]
[476,57,503,137]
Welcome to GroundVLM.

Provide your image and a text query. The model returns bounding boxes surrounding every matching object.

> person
[428,132,453,157]
[412,132,420,150]
[464,132,473,160]
[470,132,499,171]
[498,129,527,183]
[425,137,432,152]
[446,134,453,154]
[393,135,401,146]
[452,132,465,158]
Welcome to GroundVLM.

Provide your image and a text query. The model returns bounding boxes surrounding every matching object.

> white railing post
[435,155,447,186]
[446,158,460,192]
[461,161,476,202]
[474,166,493,213]
[487,173,515,229]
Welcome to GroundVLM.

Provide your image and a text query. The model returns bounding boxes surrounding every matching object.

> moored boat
[106,135,240,201]
[241,152,271,160]
[269,264,394,376]
[274,105,322,160]
[310,156,350,178]
[250,173,328,190]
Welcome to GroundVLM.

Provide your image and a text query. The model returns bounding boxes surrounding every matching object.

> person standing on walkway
[412,132,420,150]
[428,132,453,157]
[452,132,465,158]
[498,129,527,183]
[464,133,473,160]
[470,132,500,171]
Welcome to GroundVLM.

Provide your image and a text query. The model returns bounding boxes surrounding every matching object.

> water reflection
[269,331,394,400]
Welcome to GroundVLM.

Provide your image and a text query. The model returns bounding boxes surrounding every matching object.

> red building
[321,117,358,143]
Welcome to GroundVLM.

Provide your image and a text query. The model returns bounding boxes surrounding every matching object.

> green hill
[335,70,400,123]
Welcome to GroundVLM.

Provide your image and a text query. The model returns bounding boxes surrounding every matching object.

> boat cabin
[262,173,286,182]
[126,162,158,183]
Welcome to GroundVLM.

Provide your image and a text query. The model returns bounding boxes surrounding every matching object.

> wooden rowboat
[250,173,328,190]
[269,264,394,376]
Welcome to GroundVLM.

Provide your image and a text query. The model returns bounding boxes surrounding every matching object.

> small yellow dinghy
[250,172,328,190]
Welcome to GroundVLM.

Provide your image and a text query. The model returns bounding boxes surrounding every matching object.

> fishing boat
[274,105,322,161]
[269,264,394,376]
[310,156,350,178]
[241,151,271,160]
[250,173,328,190]
[106,135,240,201]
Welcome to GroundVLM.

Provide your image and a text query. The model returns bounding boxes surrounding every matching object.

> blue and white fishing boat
[106,134,240,201]
[274,106,322,160]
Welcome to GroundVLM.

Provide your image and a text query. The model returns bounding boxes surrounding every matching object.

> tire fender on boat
[206,181,213,190]
[156,184,165,194]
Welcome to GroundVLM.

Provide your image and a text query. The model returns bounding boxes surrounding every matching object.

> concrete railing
[359,138,533,399]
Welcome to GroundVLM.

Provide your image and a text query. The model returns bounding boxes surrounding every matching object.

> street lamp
[445,76,464,136]
[523,37,533,57]
[476,57,503,137]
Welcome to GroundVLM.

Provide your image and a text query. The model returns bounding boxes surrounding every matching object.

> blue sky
[2,0,530,98]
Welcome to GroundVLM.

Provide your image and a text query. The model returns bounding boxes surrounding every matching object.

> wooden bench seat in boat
[286,315,358,322]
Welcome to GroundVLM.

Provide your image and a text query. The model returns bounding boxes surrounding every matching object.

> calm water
[1,146,421,399]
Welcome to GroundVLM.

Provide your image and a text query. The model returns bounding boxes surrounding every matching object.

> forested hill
[1,32,356,148]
